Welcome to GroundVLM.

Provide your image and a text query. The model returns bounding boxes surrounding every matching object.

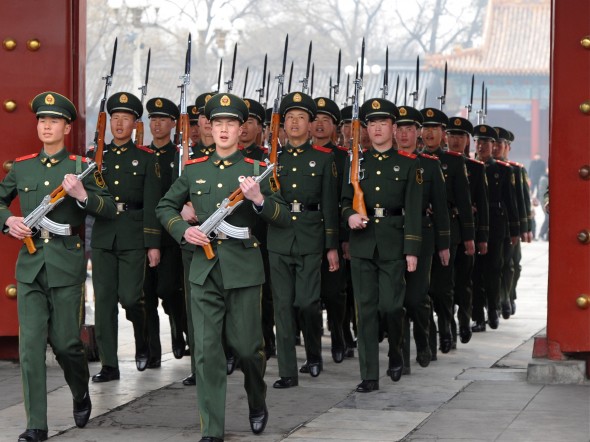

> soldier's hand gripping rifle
[135,48,151,146]
[349,38,367,219]
[19,162,98,254]
[92,37,117,172]
[264,35,288,192]
[177,34,191,175]
[199,162,275,259]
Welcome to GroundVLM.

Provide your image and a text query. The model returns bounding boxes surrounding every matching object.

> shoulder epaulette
[312,144,332,154]
[508,160,522,168]
[398,150,417,159]
[243,157,268,167]
[68,155,89,162]
[136,144,154,153]
[15,153,39,162]
[468,157,485,165]
[336,145,348,152]
[261,146,269,154]
[420,153,439,161]
[445,150,463,157]
[185,156,209,165]
[362,148,369,153]
[238,145,245,150]
[496,160,511,167]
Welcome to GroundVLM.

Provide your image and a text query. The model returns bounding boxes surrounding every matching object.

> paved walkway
[1,240,589,441]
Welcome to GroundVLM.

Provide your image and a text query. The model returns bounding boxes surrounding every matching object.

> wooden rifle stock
[94,111,106,170]
[135,120,144,146]
[269,112,281,191]
[180,113,190,170]
[350,119,367,217]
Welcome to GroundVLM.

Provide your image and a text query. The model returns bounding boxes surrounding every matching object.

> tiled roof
[427,0,549,76]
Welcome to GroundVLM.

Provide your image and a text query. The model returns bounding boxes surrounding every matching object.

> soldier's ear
[64,122,72,135]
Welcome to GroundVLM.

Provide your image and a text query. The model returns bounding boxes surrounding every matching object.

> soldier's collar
[198,141,216,155]
[110,139,134,152]
[286,141,309,155]
[371,147,393,160]
[211,149,242,168]
[40,147,68,165]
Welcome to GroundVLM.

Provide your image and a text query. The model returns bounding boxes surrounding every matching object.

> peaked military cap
[187,105,199,122]
[32,91,77,122]
[360,98,398,123]
[279,92,316,119]
[107,92,143,118]
[396,106,423,126]
[195,92,216,112]
[147,97,180,120]
[420,107,449,126]
[507,130,515,143]
[494,126,511,141]
[446,116,473,136]
[243,98,265,123]
[340,105,353,123]
[314,97,341,124]
[473,124,499,141]
[204,93,249,123]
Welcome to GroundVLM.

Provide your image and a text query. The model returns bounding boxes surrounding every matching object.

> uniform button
[219,165,225,170]
[115,165,120,169]
[253,242,258,248]
[133,172,137,175]
[293,153,298,157]
[311,173,315,176]
[116,151,121,155]
[395,178,399,181]
[292,183,297,188]
[44,239,49,243]
[375,187,380,191]
[76,243,81,248]
[377,171,381,175]
[115,196,120,201]
[378,157,383,161]
[292,167,297,172]
[218,183,223,188]
[114,181,119,185]
[376,203,380,208]
[44,181,49,186]
[375,219,380,223]
[197,191,202,195]
[217,240,222,245]
[216,203,221,208]
[156,152,160,156]
[292,216,297,220]
[46,163,52,168]
[24,187,28,192]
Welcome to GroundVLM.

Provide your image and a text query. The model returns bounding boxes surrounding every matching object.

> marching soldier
[396,106,450,373]
[267,92,340,388]
[156,93,290,441]
[420,108,475,354]
[446,117,489,345]
[0,92,116,441]
[342,98,423,392]
[143,97,186,367]
[91,92,162,382]
[472,124,519,331]
[191,92,217,158]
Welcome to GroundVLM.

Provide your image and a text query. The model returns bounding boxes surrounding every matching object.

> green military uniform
[472,125,519,330]
[342,99,423,386]
[420,108,475,353]
[264,92,339,385]
[156,93,290,439]
[91,92,162,377]
[448,117,489,343]
[143,97,186,367]
[0,92,116,434]
[397,107,450,372]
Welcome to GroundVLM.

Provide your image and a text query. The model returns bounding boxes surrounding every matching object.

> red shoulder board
[496,160,511,167]
[420,153,439,161]
[136,144,154,153]
[508,160,522,168]
[244,157,268,167]
[15,153,39,162]
[336,145,348,152]
[398,150,417,159]
[69,155,89,162]
[185,156,209,165]
[468,158,484,165]
[312,144,332,154]
[237,145,245,150]
[261,146,269,154]
[445,150,463,157]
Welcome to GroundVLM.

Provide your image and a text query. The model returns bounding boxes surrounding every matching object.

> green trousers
[92,248,147,368]
[320,247,346,351]
[269,251,323,378]
[182,248,196,374]
[351,256,406,380]
[18,266,88,431]
[192,262,266,439]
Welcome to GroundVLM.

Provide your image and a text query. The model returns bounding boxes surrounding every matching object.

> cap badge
[191,107,197,114]
[132,159,139,166]
[372,100,381,110]
[244,99,250,108]
[399,107,407,116]
[426,109,434,118]
[45,94,55,105]
[120,94,128,104]
[205,94,212,103]
[480,126,487,133]
[155,99,163,108]
[318,98,326,107]
[220,95,231,106]
[454,118,462,126]
[309,161,316,167]
[196,179,206,184]
[293,93,302,103]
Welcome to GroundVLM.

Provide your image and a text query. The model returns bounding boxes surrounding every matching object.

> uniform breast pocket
[303,170,323,193]
[190,183,211,214]
[17,181,39,211]
[386,176,407,201]
[125,170,146,190]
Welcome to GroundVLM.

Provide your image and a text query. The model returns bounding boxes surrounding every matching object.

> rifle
[242,67,249,98]
[410,55,419,107]
[349,38,367,218]
[199,162,275,259]
[476,81,485,124]
[216,58,223,93]
[257,54,267,104]
[226,43,237,92]
[381,46,389,99]
[177,34,191,174]
[92,37,117,172]
[465,74,474,120]
[264,35,288,192]
[135,48,151,146]
[287,60,293,94]
[437,61,447,111]
[343,73,350,107]
[20,162,98,254]
[333,49,341,104]
[393,74,400,105]
[310,63,315,96]
[301,41,312,93]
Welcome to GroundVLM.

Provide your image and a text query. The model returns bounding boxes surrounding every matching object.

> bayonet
[265,71,270,108]
[404,77,408,106]
[423,88,428,108]
[301,41,312,93]
[177,33,192,174]
[465,73,475,120]
[216,58,223,93]
[410,55,419,106]
[287,60,293,94]
[333,49,341,103]
[344,73,350,106]
[135,48,151,145]
[484,87,488,122]
[381,46,389,99]
[310,63,315,96]
[225,43,237,92]
[438,61,447,111]
[257,54,267,103]
[329,76,333,100]
[242,67,249,98]
[477,80,485,124]
[394,74,400,105]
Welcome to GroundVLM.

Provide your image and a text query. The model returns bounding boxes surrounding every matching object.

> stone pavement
[1,240,589,442]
